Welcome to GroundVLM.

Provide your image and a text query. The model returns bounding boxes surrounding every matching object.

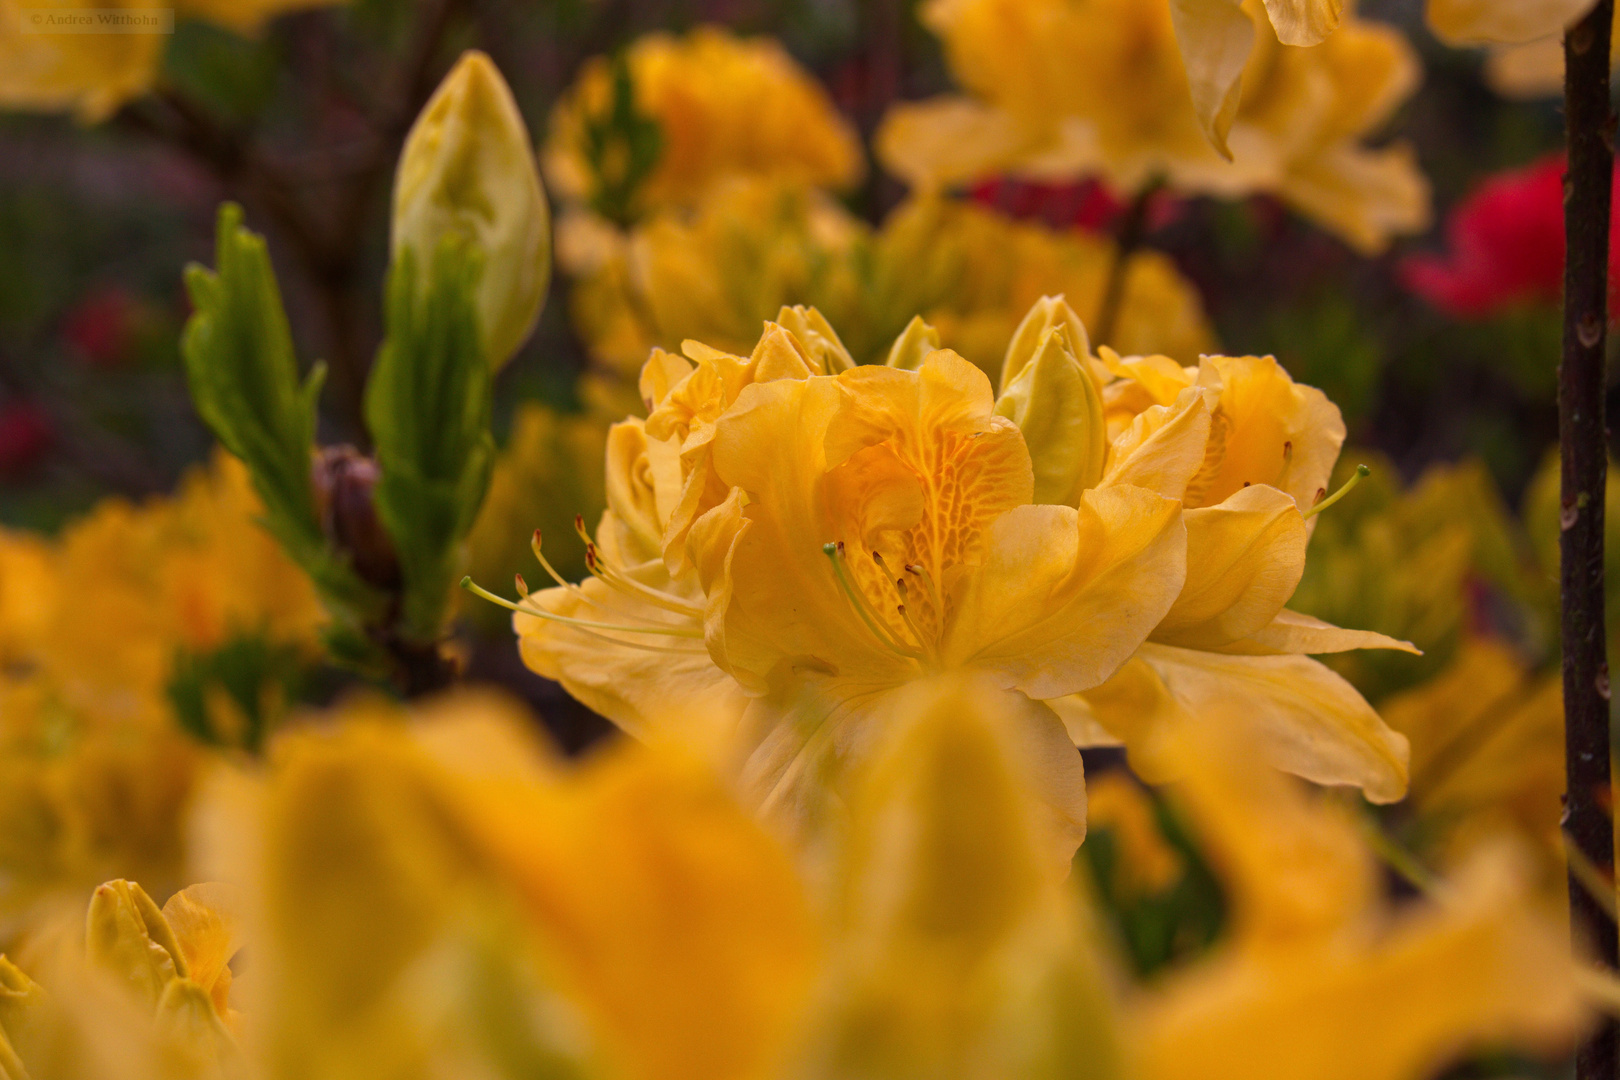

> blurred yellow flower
[1135,720,1584,1080]
[1427,0,1594,45]
[0,685,1584,1080]
[0,451,322,924]
[1290,456,1529,701]
[878,0,1430,254]
[1086,771,1185,900]
[1062,347,1414,803]
[544,27,863,221]
[562,182,1214,385]
[191,690,818,1080]
[0,0,348,121]
[1380,639,1566,886]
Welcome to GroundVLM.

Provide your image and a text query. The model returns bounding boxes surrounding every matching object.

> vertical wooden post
[1562,4,1618,1078]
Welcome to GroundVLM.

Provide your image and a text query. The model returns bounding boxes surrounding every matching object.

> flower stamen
[822,542,924,660]
[1303,463,1371,520]
[904,562,943,615]
[460,576,706,638]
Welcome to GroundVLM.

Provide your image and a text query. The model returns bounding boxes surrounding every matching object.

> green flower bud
[1000,294,1092,394]
[393,51,551,371]
[884,315,942,371]
[994,325,1107,507]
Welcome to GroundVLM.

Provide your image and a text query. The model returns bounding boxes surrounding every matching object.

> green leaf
[581,52,664,226]
[366,237,496,644]
[181,203,388,641]
[167,631,307,754]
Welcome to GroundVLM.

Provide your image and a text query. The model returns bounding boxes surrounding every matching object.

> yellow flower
[393,51,551,371]
[511,325,839,763]
[1133,720,1583,1080]
[498,316,1186,843]
[1427,0,1594,45]
[563,183,1214,384]
[1085,772,1186,900]
[877,0,1430,254]
[1061,345,1414,802]
[0,686,1588,1080]
[559,180,866,381]
[688,351,1186,837]
[543,27,863,219]
[1167,0,1344,151]
[0,0,347,121]
[794,674,1125,1078]
[1379,640,1566,887]
[0,451,322,921]
[190,690,818,1080]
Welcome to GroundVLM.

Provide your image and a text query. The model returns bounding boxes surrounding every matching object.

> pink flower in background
[0,402,52,478]
[62,285,138,366]
[1400,154,1620,320]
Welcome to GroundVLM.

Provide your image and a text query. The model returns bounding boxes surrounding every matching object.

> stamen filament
[896,602,934,663]
[1303,463,1370,520]
[904,563,943,615]
[584,545,705,617]
[460,577,705,638]
[822,543,924,659]
[531,530,584,592]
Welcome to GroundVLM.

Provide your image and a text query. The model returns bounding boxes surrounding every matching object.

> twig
[1092,177,1163,349]
[1561,3,1618,1077]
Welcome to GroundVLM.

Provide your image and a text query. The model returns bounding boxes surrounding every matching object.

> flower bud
[86,879,187,1008]
[884,315,941,371]
[0,955,45,1070]
[1000,294,1092,393]
[776,305,854,373]
[312,445,401,592]
[994,325,1107,507]
[393,51,551,371]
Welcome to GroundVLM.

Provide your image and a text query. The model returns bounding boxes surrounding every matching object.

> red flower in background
[968,177,1182,234]
[1400,154,1620,320]
[0,402,52,479]
[62,285,138,366]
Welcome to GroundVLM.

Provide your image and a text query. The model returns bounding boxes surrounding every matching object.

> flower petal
[1153,485,1308,649]
[1217,608,1421,656]
[1167,0,1258,157]
[946,486,1187,699]
[1083,643,1410,802]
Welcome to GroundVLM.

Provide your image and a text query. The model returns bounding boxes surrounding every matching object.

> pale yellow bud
[775,305,854,373]
[0,956,45,1076]
[995,326,1107,507]
[85,880,187,1009]
[393,51,551,371]
[1000,294,1092,394]
[884,315,941,371]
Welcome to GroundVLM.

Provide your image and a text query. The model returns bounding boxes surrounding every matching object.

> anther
[515,573,530,597]
[1304,463,1371,520]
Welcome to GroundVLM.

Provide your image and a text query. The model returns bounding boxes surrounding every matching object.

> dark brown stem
[1092,178,1162,349]
[1562,4,1617,1079]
